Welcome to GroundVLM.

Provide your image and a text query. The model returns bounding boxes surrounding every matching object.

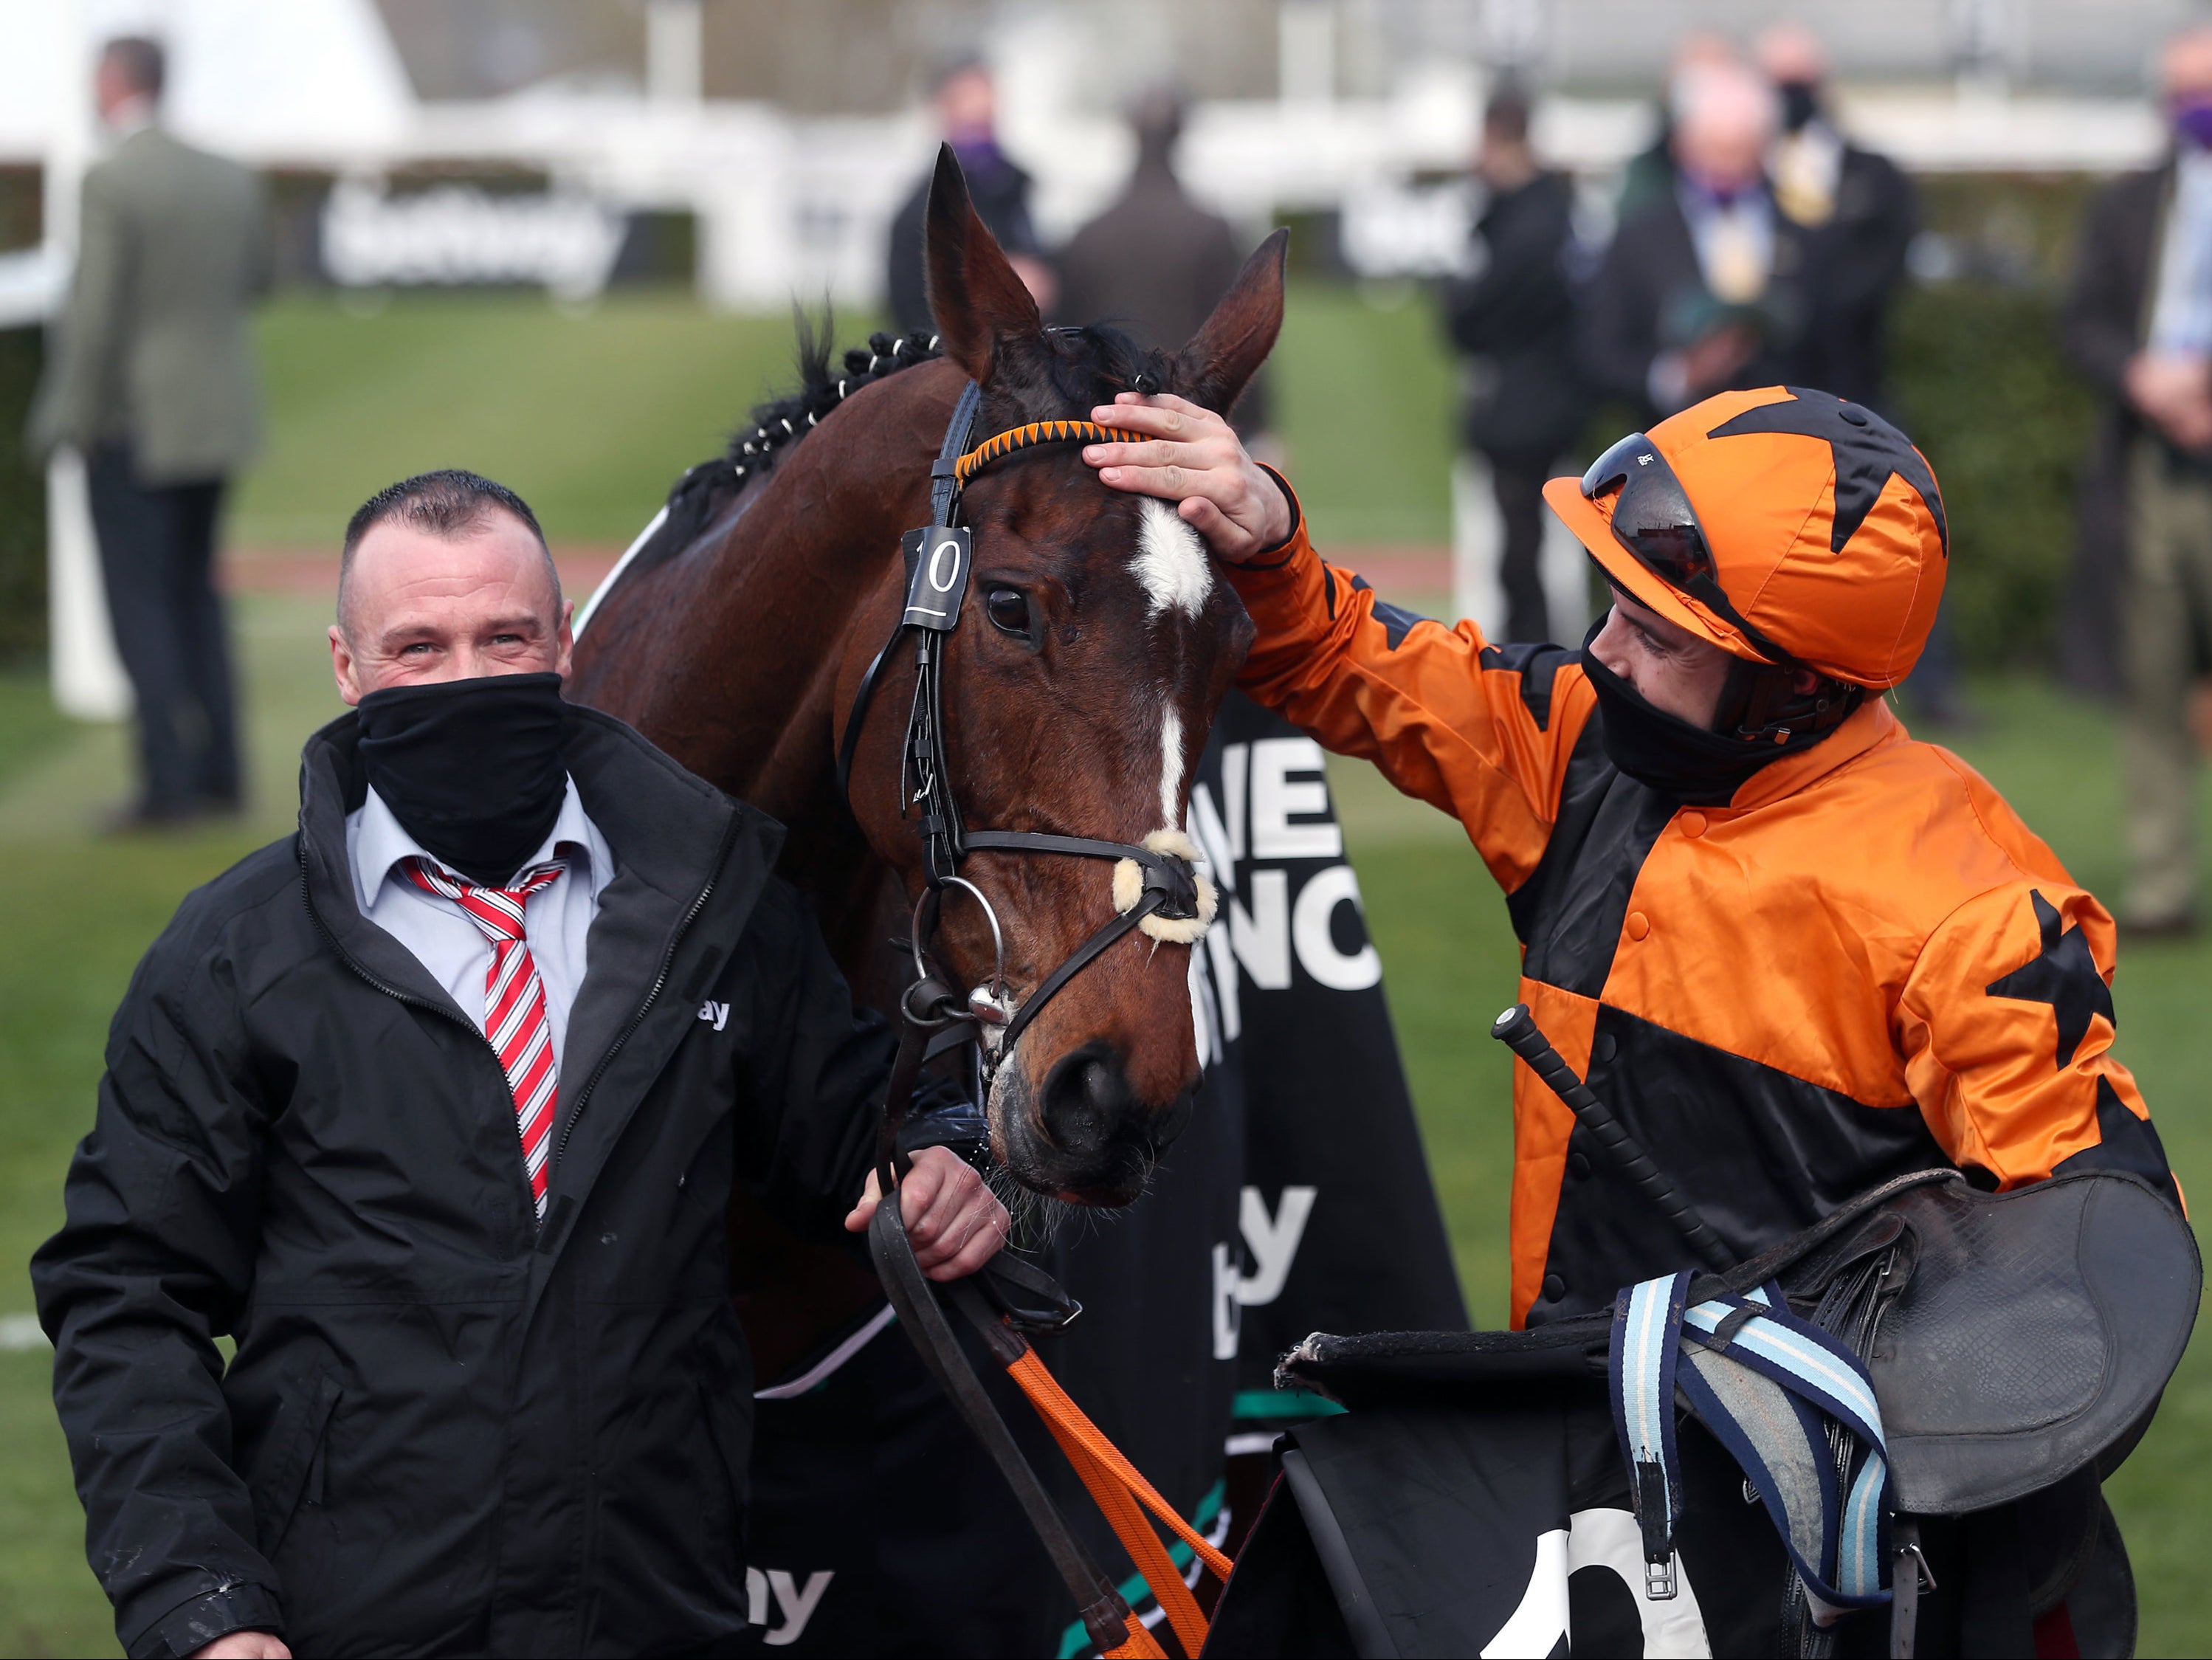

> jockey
[1082,384,2180,1328]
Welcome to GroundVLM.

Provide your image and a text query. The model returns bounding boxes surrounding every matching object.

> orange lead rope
[1006,1349,1236,1658]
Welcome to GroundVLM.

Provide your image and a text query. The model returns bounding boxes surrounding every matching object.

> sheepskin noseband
[1112,828,1218,945]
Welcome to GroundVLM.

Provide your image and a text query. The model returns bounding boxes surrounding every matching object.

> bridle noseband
[837,379,1216,1177]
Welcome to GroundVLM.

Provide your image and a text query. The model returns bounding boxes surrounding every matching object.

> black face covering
[1579,626,1837,805]
[356,672,569,887]
[1777,80,1821,134]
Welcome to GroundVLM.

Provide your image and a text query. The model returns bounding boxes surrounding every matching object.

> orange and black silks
[1223,506,2180,1332]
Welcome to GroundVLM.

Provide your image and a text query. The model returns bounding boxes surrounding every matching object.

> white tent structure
[0,0,413,718]
[0,0,2182,714]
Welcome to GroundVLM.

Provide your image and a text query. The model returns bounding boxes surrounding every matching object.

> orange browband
[952,419,1144,485]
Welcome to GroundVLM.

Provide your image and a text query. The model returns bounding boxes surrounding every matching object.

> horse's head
[841,148,1281,1205]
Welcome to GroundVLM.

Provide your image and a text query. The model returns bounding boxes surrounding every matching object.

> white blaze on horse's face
[1133,498,1210,829]
[1133,498,1213,620]
[1157,706,1185,828]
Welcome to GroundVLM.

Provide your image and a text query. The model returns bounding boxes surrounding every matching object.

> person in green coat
[31,35,269,827]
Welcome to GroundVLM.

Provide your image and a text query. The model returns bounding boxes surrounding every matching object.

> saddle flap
[1875,1171,2199,1515]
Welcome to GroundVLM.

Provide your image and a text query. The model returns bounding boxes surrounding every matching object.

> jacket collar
[1720,694,1902,813]
[298,701,775,917]
[299,698,788,1267]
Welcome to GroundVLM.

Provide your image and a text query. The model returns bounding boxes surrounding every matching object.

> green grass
[0,670,69,789]
[4,295,2208,1652]
[235,293,836,548]
[228,283,1455,552]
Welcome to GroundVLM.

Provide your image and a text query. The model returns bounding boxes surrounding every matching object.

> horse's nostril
[1038,1041,1137,1157]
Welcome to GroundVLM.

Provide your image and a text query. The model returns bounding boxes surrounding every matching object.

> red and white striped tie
[404,856,568,1219]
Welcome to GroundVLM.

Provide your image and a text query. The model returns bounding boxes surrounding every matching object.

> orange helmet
[1543,386,1949,689]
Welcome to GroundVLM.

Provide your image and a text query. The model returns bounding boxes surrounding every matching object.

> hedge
[1889,280,2096,671]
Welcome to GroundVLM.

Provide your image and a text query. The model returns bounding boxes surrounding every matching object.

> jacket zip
[554,813,741,1170]
[298,812,741,1213]
[297,847,541,1228]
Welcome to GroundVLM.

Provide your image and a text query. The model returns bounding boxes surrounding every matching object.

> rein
[846,382,1232,1657]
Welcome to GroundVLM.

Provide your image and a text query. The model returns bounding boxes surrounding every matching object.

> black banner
[737,693,1466,1654]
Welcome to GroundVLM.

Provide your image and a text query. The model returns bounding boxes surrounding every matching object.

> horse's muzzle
[996,1040,1194,1206]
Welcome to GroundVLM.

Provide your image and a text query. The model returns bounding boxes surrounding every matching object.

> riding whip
[1490,1004,1733,1272]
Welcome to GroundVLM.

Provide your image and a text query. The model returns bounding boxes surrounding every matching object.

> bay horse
[568,149,1282,1231]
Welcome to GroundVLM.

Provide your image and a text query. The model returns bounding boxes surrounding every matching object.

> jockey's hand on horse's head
[1083,393,1295,564]
[846,1146,1010,1281]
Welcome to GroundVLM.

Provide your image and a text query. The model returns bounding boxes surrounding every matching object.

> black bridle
[837,378,1211,1173]
[841,379,1224,1655]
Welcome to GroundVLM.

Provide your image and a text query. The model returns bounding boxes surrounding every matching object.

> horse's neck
[620,382,945,988]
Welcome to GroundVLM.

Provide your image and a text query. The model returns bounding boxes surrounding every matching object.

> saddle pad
[1275,1172,2199,1519]
[1870,1171,2199,1514]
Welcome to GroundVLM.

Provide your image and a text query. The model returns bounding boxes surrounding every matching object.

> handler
[1082,385,2178,1328]
[32,469,1007,1659]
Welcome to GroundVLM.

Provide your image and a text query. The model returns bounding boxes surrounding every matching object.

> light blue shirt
[2149,148,2212,355]
[345,778,614,1068]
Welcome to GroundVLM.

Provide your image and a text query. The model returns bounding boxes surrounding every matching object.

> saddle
[1281,1168,2197,1515]
[1210,1169,2197,1658]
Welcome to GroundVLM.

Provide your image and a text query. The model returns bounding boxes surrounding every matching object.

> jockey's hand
[1082,393,1294,563]
[845,1146,1009,1281]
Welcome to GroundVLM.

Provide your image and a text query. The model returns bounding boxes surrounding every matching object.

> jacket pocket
[252,1369,342,1558]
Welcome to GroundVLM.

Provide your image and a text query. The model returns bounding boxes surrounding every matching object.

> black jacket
[1794,144,1917,410]
[32,706,889,1659]
[1442,171,1586,466]
[2058,162,2173,692]
[886,149,1041,340]
[1579,182,1816,422]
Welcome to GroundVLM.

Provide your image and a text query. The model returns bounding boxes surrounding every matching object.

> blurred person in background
[1582,59,1814,424]
[1613,33,1739,224]
[1057,81,1273,441]
[886,55,1054,340]
[1754,24,1961,726]
[1441,83,1586,645]
[2062,24,2212,938]
[1755,24,1916,410]
[28,35,266,830]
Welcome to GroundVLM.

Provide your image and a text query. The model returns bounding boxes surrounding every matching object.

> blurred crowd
[1436,24,1924,681]
[873,21,2212,937]
[35,20,2212,937]
[883,30,1932,690]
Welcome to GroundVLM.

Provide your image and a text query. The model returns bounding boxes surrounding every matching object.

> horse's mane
[597,315,1171,600]
[728,312,1166,485]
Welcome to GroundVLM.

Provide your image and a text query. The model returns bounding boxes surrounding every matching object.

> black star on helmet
[1706,388,1948,557]
[1985,891,2115,1070]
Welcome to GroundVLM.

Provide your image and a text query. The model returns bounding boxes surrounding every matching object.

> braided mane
[600,317,1171,602]
[726,322,945,483]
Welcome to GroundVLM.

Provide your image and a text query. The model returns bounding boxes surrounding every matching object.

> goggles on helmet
[1580,431,1794,666]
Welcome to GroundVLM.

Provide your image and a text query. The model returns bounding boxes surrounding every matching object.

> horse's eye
[986,587,1031,638]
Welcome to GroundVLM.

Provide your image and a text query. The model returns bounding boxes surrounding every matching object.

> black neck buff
[1579,624,1852,805]
[356,672,569,886]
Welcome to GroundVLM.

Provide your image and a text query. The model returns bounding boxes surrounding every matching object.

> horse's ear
[923,143,1042,383]
[1176,229,1289,415]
